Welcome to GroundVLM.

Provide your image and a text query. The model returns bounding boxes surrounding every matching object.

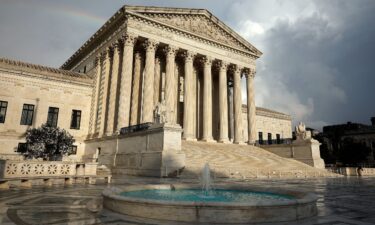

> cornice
[242,105,292,121]
[0,58,93,91]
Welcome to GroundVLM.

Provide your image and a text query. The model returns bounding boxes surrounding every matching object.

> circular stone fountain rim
[103,184,317,207]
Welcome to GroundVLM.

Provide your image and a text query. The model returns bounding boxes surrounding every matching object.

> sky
[0,0,374,130]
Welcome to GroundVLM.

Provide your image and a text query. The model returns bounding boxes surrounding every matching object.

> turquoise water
[120,189,294,203]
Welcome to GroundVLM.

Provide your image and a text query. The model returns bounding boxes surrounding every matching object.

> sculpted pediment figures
[135,12,259,54]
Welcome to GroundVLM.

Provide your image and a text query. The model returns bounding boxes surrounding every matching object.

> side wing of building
[0,58,93,160]
[242,105,292,143]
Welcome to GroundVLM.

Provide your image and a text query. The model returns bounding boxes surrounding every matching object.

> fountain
[201,162,212,194]
[103,163,317,224]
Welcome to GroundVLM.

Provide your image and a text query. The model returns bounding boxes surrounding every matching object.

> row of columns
[89,33,257,144]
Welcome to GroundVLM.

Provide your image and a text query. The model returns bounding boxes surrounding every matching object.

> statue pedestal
[292,139,325,169]
[85,123,185,178]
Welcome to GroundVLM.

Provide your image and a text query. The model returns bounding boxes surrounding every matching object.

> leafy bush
[21,124,75,160]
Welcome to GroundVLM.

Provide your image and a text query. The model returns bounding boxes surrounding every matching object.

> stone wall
[262,140,325,169]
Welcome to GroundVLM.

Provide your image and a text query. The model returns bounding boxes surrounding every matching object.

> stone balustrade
[0,160,107,189]
[326,167,375,176]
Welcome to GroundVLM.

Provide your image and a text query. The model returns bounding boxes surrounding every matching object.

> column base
[247,141,256,145]
[233,141,246,145]
[218,139,230,144]
[201,138,216,143]
[183,137,197,141]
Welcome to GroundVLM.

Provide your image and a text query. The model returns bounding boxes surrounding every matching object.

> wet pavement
[1,177,375,225]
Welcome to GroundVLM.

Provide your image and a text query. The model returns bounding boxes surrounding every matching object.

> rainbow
[41,2,108,26]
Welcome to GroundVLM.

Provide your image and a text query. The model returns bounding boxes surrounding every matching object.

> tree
[21,124,75,160]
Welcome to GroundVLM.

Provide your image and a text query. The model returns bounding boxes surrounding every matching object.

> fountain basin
[103,184,318,224]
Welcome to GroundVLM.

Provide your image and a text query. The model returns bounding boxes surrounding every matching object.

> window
[258,132,263,144]
[70,110,81,129]
[268,133,272,144]
[20,104,34,125]
[0,101,8,123]
[17,143,28,153]
[69,145,77,155]
[276,134,281,144]
[47,107,59,127]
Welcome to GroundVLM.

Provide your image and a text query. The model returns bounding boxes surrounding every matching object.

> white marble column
[142,39,158,123]
[90,54,102,136]
[153,57,161,108]
[246,68,257,145]
[202,56,214,142]
[117,34,136,131]
[182,51,196,140]
[130,51,142,125]
[106,41,121,135]
[233,65,243,144]
[218,61,229,143]
[100,47,111,136]
[164,45,178,124]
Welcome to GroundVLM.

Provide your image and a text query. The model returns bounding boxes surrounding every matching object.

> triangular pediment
[126,6,262,57]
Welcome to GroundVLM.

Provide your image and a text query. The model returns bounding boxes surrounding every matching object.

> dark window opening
[69,145,77,155]
[258,132,263,144]
[20,104,34,125]
[47,107,59,127]
[0,100,8,123]
[17,143,28,153]
[70,110,81,129]
[268,133,272,144]
[276,134,281,144]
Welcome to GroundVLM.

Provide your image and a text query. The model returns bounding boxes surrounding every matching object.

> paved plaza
[0,177,374,225]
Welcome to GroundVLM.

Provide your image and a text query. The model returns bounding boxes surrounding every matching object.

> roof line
[0,57,92,83]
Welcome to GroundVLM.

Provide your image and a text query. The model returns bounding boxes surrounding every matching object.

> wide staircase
[181,141,337,179]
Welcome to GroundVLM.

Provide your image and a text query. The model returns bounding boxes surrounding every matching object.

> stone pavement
[0,177,375,225]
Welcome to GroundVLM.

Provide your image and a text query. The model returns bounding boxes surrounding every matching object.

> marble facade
[0,6,294,173]
[62,6,262,145]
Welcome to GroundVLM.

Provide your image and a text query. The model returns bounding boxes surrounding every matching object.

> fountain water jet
[201,162,212,193]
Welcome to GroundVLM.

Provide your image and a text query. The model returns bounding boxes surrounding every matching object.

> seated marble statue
[295,122,311,140]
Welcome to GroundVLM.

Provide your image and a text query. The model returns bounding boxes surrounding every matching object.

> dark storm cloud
[230,0,375,128]
[0,0,374,129]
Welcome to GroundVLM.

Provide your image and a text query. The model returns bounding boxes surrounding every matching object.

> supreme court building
[0,6,292,171]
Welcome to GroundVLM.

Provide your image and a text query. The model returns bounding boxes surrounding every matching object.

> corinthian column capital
[143,39,158,52]
[94,53,101,66]
[121,33,137,46]
[101,47,111,60]
[112,40,121,51]
[217,60,229,71]
[182,51,196,62]
[248,68,256,78]
[229,64,243,75]
[202,56,213,66]
[163,45,178,57]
